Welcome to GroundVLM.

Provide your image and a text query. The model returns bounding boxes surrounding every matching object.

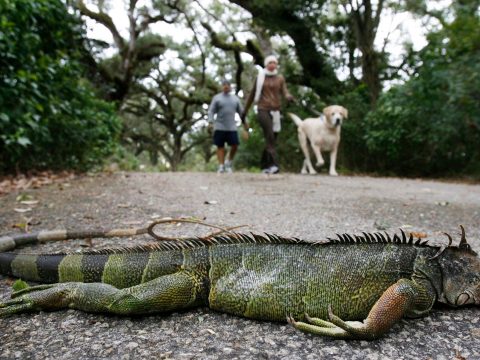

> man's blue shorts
[213,130,239,147]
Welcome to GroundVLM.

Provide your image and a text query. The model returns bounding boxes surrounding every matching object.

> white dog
[289,105,348,176]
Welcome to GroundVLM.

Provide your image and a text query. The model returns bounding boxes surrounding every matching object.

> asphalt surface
[0,172,479,359]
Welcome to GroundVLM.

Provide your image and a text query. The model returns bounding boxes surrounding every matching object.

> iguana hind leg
[288,279,435,340]
[0,271,207,316]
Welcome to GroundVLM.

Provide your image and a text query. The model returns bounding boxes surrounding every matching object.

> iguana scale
[0,225,479,340]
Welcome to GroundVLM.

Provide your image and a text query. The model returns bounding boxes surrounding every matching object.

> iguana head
[437,226,480,307]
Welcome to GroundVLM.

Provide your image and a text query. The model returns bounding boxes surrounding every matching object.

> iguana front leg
[288,279,436,340]
[0,271,207,316]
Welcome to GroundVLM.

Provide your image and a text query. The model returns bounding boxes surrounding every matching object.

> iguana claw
[0,298,34,316]
[286,314,297,326]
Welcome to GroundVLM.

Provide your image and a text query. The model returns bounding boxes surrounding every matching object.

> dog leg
[298,130,316,174]
[312,144,325,168]
[329,147,338,176]
[301,159,308,174]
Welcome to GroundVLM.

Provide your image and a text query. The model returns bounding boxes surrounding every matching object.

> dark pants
[258,110,279,169]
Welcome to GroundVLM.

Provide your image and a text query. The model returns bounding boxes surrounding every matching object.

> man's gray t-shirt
[208,92,243,131]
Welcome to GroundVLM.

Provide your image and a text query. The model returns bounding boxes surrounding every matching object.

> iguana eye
[456,293,470,306]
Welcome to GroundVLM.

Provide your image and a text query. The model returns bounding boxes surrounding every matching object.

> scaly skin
[1,231,479,340]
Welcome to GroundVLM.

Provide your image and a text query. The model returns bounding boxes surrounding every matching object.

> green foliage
[362,5,480,177]
[0,0,120,173]
[12,279,29,292]
[332,85,373,172]
[234,114,265,170]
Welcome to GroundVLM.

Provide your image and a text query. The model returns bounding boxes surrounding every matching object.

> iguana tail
[0,227,147,252]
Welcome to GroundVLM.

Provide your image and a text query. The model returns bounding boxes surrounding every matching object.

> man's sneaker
[225,160,233,173]
[217,164,225,173]
[269,165,279,174]
[261,168,270,174]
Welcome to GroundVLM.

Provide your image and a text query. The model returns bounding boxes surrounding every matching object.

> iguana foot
[326,305,376,339]
[0,283,77,317]
[286,306,375,340]
[287,313,354,339]
[0,297,35,315]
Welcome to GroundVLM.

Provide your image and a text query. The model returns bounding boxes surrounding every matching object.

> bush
[361,7,480,177]
[0,0,120,173]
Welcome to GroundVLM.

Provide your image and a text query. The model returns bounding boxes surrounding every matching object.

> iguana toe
[304,313,337,328]
[12,284,55,298]
[0,298,34,316]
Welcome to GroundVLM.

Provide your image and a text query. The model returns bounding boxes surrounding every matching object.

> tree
[228,0,341,97]
[122,37,217,170]
[0,0,120,174]
[362,0,480,176]
[74,0,178,102]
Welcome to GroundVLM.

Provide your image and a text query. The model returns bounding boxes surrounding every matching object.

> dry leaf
[14,208,32,213]
[408,231,428,238]
[20,200,39,205]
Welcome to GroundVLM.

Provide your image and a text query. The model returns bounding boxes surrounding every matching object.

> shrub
[0,0,120,173]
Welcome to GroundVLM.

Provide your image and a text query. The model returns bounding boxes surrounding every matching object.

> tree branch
[201,22,264,66]
[75,0,126,50]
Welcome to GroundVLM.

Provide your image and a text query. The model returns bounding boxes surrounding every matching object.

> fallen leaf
[16,193,35,202]
[12,222,27,230]
[408,231,428,238]
[14,208,32,213]
[20,200,39,205]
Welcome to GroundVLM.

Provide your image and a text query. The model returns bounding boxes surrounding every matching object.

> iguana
[0,224,479,340]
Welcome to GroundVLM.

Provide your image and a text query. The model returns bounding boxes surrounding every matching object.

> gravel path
[0,172,479,359]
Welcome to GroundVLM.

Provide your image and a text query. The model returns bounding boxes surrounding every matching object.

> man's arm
[236,96,249,129]
[208,96,218,123]
[236,97,244,120]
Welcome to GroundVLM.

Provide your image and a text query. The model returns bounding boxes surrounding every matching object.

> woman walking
[242,55,294,174]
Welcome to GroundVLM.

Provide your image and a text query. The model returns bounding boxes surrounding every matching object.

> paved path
[0,172,479,359]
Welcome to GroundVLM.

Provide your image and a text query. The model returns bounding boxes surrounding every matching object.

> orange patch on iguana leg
[363,280,415,336]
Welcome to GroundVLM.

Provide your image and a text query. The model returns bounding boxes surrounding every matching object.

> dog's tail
[288,113,303,127]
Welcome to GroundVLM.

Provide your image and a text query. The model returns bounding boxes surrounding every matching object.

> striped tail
[0,252,71,283]
[0,245,188,287]
[0,228,147,252]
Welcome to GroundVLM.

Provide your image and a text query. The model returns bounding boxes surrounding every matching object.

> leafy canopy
[0,0,120,173]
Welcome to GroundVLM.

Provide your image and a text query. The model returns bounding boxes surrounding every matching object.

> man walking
[208,80,248,173]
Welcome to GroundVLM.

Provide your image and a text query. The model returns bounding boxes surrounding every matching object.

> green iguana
[0,224,479,340]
